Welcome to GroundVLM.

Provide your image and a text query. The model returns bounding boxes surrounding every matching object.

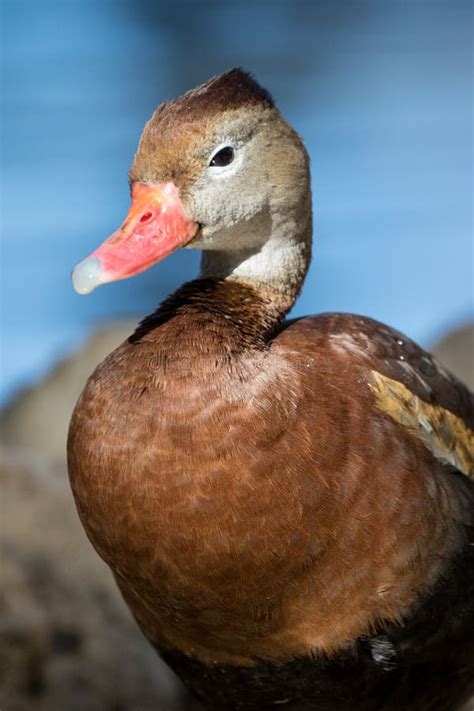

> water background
[2,0,473,404]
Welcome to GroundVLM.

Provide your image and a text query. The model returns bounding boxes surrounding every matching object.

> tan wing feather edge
[370,370,474,481]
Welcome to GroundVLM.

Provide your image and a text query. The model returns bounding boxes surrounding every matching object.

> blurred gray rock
[1,322,138,459]
[432,322,474,391]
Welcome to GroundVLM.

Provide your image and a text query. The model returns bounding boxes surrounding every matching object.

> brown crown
[130,69,275,184]
[152,68,274,125]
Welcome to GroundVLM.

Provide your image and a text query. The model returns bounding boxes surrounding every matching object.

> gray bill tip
[71,256,103,295]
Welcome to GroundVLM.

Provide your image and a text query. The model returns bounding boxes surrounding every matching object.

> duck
[67,69,474,711]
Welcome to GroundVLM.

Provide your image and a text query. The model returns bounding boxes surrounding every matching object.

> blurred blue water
[2,0,473,403]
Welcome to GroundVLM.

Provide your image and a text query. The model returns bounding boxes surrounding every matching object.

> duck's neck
[198,200,312,316]
[131,278,289,355]
[132,210,312,355]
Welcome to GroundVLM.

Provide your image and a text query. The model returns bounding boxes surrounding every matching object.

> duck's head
[72,69,312,303]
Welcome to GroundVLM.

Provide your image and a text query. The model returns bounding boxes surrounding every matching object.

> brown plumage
[68,70,474,710]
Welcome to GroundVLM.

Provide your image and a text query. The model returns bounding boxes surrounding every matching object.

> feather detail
[370,370,474,480]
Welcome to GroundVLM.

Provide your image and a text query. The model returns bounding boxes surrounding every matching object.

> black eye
[210,146,235,167]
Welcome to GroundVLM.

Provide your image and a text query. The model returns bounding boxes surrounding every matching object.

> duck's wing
[352,316,473,479]
[281,313,474,521]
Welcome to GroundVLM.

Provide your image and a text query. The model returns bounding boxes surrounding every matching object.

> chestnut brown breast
[68,279,473,668]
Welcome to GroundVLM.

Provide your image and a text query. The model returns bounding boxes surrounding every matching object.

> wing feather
[370,370,473,480]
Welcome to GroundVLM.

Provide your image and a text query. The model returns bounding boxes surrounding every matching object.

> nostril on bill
[140,211,153,223]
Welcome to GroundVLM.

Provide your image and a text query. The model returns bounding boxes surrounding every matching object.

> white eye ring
[208,143,240,175]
